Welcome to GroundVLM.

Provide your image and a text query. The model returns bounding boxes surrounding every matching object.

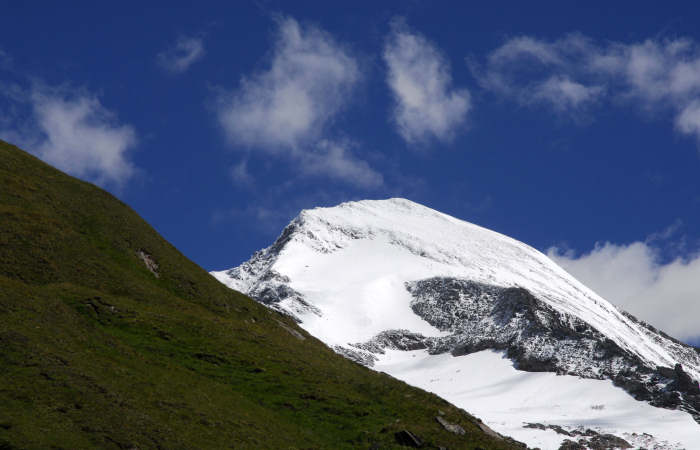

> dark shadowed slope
[0,140,525,449]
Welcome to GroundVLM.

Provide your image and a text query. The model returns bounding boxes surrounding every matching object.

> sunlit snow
[375,349,698,449]
[213,198,700,449]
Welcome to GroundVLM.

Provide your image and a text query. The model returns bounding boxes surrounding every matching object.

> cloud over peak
[549,232,700,342]
[384,23,470,145]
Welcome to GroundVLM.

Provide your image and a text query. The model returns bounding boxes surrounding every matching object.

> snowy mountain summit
[213,198,700,449]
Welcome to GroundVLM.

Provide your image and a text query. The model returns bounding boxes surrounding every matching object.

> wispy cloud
[300,140,383,189]
[676,100,700,142]
[157,36,205,74]
[0,48,12,69]
[229,159,255,188]
[1,83,137,187]
[530,76,604,111]
[215,16,381,189]
[384,22,470,145]
[474,33,700,143]
[548,225,700,342]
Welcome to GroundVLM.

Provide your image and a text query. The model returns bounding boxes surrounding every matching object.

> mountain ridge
[214,197,700,448]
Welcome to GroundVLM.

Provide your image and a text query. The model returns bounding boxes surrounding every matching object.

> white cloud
[1,84,137,187]
[531,76,603,110]
[676,100,700,141]
[157,36,205,74]
[487,35,575,67]
[476,34,700,143]
[216,17,381,189]
[301,140,383,188]
[384,24,470,144]
[229,159,254,187]
[217,17,359,149]
[548,240,700,342]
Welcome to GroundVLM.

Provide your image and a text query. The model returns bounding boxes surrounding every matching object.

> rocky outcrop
[525,423,632,449]
[435,416,465,435]
[136,249,159,277]
[349,277,700,424]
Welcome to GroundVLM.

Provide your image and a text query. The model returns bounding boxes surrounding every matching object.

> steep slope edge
[0,140,525,449]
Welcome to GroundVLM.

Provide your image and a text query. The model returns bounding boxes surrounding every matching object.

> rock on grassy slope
[0,140,526,449]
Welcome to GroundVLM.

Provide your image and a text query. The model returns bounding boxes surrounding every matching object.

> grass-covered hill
[0,140,525,449]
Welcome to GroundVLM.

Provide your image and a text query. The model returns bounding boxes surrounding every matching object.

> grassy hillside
[0,140,525,449]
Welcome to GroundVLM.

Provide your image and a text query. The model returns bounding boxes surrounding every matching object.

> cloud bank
[157,36,205,74]
[475,33,700,143]
[1,84,137,187]
[548,239,700,342]
[384,23,470,144]
[216,16,381,188]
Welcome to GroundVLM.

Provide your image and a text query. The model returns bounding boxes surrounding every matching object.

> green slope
[0,140,525,450]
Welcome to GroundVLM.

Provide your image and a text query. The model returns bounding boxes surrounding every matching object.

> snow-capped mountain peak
[213,198,700,449]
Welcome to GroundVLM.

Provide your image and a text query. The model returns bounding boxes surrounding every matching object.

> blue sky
[2,1,699,343]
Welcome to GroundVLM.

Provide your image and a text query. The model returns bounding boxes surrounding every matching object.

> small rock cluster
[524,423,632,450]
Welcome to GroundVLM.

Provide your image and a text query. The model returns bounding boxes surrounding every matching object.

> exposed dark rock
[657,365,676,379]
[246,279,320,322]
[586,433,632,449]
[526,423,633,449]
[671,364,700,394]
[219,220,324,322]
[654,390,682,408]
[558,440,586,450]
[394,430,422,447]
[547,425,573,437]
[523,423,546,431]
[404,278,644,380]
[687,393,700,411]
[452,338,508,356]
[353,330,428,354]
[332,345,377,366]
[401,277,700,424]
[509,349,559,373]
[612,375,652,401]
